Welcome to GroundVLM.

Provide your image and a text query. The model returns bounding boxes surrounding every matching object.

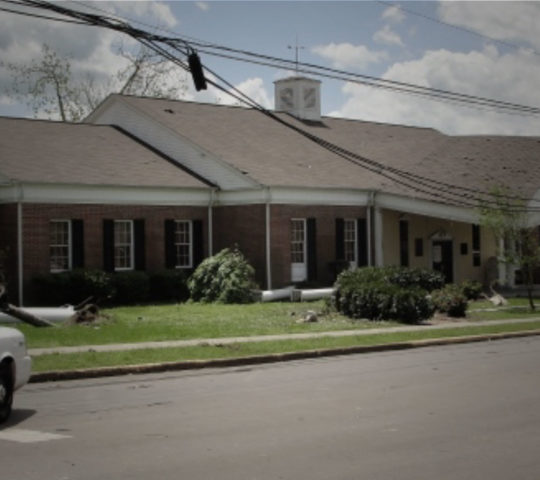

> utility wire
[377,1,540,59]
[5,0,540,212]
[6,0,540,117]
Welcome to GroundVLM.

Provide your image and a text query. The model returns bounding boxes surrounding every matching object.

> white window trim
[291,218,307,264]
[174,220,193,269]
[344,218,358,268]
[114,219,134,271]
[50,219,72,273]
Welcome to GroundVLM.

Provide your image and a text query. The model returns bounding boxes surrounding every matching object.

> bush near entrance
[333,267,444,324]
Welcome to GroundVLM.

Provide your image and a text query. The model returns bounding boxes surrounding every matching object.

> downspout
[208,188,217,257]
[367,191,374,267]
[16,184,24,306]
[265,187,272,290]
[373,191,384,267]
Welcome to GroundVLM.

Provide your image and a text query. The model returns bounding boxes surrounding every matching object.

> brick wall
[8,201,369,303]
[213,204,267,288]
[270,205,367,288]
[20,203,208,303]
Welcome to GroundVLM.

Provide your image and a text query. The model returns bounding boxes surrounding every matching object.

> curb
[29,329,540,383]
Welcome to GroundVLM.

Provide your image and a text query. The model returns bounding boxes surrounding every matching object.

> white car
[0,326,32,423]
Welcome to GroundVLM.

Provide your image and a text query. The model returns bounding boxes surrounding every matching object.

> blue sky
[1,1,540,135]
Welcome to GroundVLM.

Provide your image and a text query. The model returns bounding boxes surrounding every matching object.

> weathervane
[288,35,305,76]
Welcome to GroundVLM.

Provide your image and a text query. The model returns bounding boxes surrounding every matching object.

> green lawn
[6,298,540,350]
[31,320,540,373]
[11,301,402,349]
[6,298,540,374]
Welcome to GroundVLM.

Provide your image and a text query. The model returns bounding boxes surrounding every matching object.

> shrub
[336,266,444,293]
[338,282,434,323]
[188,248,257,303]
[31,269,113,306]
[333,266,438,324]
[384,267,445,292]
[149,270,189,303]
[431,284,468,317]
[460,280,483,300]
[110,271,150,306]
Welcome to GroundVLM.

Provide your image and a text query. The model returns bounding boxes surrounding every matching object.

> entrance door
[291,219,307,282]
[432,240,453,283]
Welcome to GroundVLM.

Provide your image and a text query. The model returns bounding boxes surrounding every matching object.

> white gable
[87,97,259,191]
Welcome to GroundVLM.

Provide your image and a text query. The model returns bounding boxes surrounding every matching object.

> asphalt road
[2,337,540,480]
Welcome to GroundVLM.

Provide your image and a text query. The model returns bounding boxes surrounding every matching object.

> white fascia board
[216,187,371,206]
[375,192,478,223]
[89,97,259,191]
[0,184,19,203]
[0,183,211,206]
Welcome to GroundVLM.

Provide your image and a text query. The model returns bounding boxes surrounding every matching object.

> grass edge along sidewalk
[29,318,540,382]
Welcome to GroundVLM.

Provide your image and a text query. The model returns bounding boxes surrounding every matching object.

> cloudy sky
[1,1,540,135]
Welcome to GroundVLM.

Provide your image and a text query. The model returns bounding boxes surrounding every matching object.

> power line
[6,0,540,117]
[377,1,540,59]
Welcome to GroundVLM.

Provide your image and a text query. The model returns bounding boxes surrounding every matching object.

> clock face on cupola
[280,87,294,109]
[274,76,321,121]
[303,87,316,109]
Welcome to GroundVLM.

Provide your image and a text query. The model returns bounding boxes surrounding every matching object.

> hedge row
[31,269,190,307]
[334,267,442,324]
[30,248,257,307]
[334,267,483,322]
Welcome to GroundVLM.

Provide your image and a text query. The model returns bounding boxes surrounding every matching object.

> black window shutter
[164,219,176,269]
[71,219,84,269]
[399,220,409,267]
[335,218,345,260]
[357,218,368,267]
[307,218,317,282]
[134,219,145,270]
[472,224,481,251]
[192,219,204,268]
[103,219,114,272]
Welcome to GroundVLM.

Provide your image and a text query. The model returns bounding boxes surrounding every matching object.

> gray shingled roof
[117,95,540,203]
[0,117,208,189]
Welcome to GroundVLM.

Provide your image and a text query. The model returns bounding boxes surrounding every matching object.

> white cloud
[220,77,272,109]
[373,25,404,47]
[0,1,184,118]
[183,75,272,109]
[195,2,210,12]
[312,42,387,70]
[438,2,540,50]
[113,1,178,28]
[330,46,540,136]
[382,5,405,24]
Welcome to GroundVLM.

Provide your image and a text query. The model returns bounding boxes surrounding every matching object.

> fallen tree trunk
[0,283,56,327]
[0,303,56,327]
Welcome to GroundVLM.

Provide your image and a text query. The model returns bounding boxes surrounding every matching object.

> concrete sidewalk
[29,317,540,356]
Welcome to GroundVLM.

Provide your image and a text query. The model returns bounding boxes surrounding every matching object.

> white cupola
[274,76,321,121]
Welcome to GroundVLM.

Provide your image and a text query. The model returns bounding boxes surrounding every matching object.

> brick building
[2,77,540,304]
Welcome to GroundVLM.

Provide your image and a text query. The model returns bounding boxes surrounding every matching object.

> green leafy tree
[479,185,540,311]
[1,43,188,121]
